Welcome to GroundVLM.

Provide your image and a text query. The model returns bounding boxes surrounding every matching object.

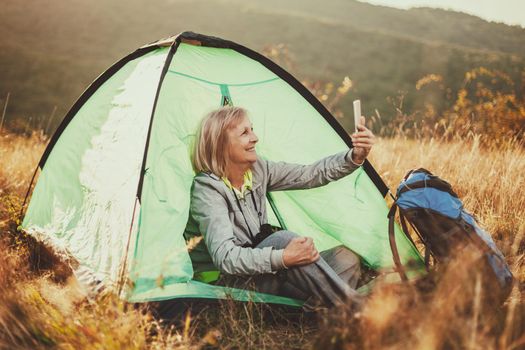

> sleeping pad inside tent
[21,32,424,307]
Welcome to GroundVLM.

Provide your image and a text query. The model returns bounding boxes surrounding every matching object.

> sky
[359,0,525,27]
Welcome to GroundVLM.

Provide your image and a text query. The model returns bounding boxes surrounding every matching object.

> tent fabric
[23,49,169,284]
[22,32,424,306]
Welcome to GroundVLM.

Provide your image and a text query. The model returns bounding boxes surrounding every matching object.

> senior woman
[186,106,375,309]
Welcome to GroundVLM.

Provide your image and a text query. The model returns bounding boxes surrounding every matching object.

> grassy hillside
[1,0,524,135]
[244,0,525,56]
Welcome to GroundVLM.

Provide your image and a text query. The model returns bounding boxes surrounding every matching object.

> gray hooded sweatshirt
[185,150,361,276]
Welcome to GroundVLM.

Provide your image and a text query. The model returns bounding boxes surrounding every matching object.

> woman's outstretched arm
[263,117,374,191]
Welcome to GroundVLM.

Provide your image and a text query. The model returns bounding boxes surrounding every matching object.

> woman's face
[227,114,259,167]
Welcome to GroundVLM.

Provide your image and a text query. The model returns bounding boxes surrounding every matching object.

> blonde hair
[193,106,247,177]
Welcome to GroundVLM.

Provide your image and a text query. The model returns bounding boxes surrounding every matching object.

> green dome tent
[21,32,423,307]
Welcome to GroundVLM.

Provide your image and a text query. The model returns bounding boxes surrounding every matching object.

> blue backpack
[388,168,513,300]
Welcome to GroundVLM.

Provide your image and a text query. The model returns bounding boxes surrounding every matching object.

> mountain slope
[1,0,523,134]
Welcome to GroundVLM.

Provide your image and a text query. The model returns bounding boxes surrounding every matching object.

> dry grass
[0,132,45,196]
[0,248,204,349]
[0,129,524,349]
[314,249,524,350]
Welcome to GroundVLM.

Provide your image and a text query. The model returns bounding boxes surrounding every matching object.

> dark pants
[221,230,363,309]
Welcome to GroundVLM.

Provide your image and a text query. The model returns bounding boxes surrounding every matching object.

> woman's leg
[320,246,361,289]
[254,231,362,308]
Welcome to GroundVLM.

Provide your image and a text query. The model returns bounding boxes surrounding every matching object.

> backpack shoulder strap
[388,204,409,281]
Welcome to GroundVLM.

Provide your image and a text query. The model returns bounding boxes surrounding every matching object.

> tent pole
[117,196,139,297]
[19,165,40,221]
[118,38,181,296]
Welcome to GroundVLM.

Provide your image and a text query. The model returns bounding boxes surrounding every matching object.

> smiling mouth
[246,147,256,152]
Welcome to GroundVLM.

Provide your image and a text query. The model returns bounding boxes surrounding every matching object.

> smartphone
[353,100,361,132]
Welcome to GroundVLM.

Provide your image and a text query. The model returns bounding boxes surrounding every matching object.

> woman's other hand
[283,237,320,267]
[351,116,375,165]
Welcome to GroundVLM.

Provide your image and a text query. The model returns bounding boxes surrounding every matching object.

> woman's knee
[322,246,361,269]
[272,230,299,242]
[255,230,299,249]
